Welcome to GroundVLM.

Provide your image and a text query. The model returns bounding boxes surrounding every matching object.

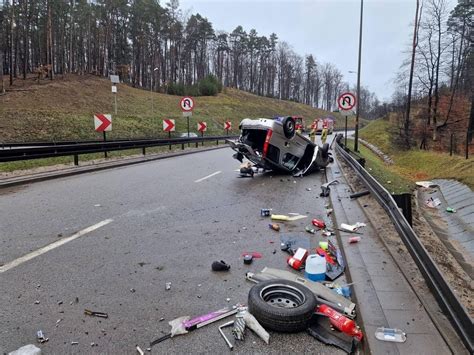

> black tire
[282,117,296,139]
[321,143,329,159]
[248,279,317,333]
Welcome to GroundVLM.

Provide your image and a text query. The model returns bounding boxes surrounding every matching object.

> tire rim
[260,283,306,309]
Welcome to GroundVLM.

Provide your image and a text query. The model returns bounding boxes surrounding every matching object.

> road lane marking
[194,171,222,183]
[0,219,113,273]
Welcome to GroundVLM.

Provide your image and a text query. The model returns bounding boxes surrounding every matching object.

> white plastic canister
[305,254,326,281]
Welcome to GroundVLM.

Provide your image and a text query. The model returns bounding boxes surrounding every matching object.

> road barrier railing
[335,136,473,353]
[0,135,238,164]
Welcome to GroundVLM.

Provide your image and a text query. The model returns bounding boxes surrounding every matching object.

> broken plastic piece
[36,330,48,344]
[416,181,437,188]
[349,236,361,243]
[260,208,272,217]
[375,327,407,343]
[446,207,456,213]
[320,179,339,197]
[305,226,316,234]
[308,314,357,354]
[211,260,231,271]
[165,282,171,290]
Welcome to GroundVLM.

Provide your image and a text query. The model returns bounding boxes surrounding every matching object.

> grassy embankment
[352,118,473,192]
[0,74,355,172]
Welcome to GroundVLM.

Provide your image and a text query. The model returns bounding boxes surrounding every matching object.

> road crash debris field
[0,145,468,354]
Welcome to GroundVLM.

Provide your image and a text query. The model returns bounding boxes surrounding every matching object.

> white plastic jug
[305,254,326,282]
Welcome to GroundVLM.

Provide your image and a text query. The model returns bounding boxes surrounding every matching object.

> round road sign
[338,92,357,111]
[180,96,195,112]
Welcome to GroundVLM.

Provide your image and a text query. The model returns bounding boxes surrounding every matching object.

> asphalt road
[0,143,345,354]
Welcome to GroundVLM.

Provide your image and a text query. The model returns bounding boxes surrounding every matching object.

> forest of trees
[395,0,473,144]
[0,0,381,116]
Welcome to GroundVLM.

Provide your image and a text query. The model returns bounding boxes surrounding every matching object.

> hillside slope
[0,74,351,142]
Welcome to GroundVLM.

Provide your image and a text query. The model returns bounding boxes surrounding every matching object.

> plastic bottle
[317,304,363,341]
[375,327,407,343]
[304,254,326,281]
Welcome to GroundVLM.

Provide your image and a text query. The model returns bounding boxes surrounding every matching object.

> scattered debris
[130,288,136,293]
[288,248,308,270]
[34,300,40,305]
[320,179,339,197]
[84,309,108,318]
[374,327,407,343]
[211,260,231,272]
[305,254,326,281]
[57,301,63,305]
[446,207,456,213]
[321,230,332,237]
[308,314,357,354]
[425,197,441,208]
[226,298,231,302]
[306,187,312,191]
[325,208,333,216]
[271,214,307,222]
[305,226,316,234]
[165,282,172,290]
[55,319,62,327]
[218,321,235,350]
[340,222,366,232]
[94,204,101,207]
[241,252,262,259]
[150,306,238,346]
[269,223,280,231]
[349,237,361,244]
[8,344,42,355]
[136,345,145,355]
[317,304,363,341]
[349,190,370,199]
[312,218,326,229]
[243,254,253,265]
[232,308,247,341]
[71,342,79,346]
[260,208,272,217]
[36,330,48,344]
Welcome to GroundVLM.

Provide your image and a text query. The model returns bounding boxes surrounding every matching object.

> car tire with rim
[248,279,317,333]
[282,117,296,139]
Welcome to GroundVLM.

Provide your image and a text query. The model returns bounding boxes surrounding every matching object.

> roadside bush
[198,76,219,96]
[166,82,185,96]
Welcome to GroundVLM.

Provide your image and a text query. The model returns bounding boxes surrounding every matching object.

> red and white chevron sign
[224,121,231,130]
[197,122,207,132]
[94,114,112,132]
[163,119,176,132]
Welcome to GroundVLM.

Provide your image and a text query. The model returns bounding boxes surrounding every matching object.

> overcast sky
[178,0,444,102]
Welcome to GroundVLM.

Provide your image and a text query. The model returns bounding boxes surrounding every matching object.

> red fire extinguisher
[317,304,363,341]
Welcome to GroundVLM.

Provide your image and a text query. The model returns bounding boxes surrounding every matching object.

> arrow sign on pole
[94,114,112,132]
[163,119,176,132]
[224,121,231,130]
[197,122,207,132]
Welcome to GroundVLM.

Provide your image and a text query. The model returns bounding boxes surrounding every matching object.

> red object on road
[287,247,308,270]
[317,304,363,341]
[241,252,262,259]
[349,236,361,243]
[312,218,326,229]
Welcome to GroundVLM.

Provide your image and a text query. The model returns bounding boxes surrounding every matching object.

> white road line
[0,219,113,273]
[194,171,222,183]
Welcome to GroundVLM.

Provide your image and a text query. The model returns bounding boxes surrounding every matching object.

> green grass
[347,139,414,193]
[354,118,474,190]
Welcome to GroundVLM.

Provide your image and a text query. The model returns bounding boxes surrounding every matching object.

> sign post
[198,122,207,146]
[163,119,176,150]
[180,96,195,143]
[94,113,112,158]
[224,121,231,135]
[337,92,356,149]
[110,75,119,115]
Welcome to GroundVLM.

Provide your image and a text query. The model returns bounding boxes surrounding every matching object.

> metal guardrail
[0,135,238,163]
[335,138,473,353]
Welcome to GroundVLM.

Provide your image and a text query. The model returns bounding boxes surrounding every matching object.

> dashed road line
[194,171,222,183]
[0,219,113,273]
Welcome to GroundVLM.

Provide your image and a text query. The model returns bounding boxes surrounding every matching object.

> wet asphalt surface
[0,144,345,354]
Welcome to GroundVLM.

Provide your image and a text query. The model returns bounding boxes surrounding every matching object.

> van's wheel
[248,279,317,333]
[282,117,296,139]
[321,143,329,159]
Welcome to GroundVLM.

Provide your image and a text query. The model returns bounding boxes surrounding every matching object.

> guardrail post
[216,139,219,146]
[358,157,365,167]
[450,133,454,156]
[466,132,469,160]
[195,141,198,148]
[181,143,185,150]
[74,154,79,166]
[392,193,413,226]
[142,147,146,155]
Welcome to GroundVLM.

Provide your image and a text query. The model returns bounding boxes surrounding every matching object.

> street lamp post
[354,0,364,152]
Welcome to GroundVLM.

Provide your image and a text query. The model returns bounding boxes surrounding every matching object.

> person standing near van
[309,121,317,143]
[321,119,329,144]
